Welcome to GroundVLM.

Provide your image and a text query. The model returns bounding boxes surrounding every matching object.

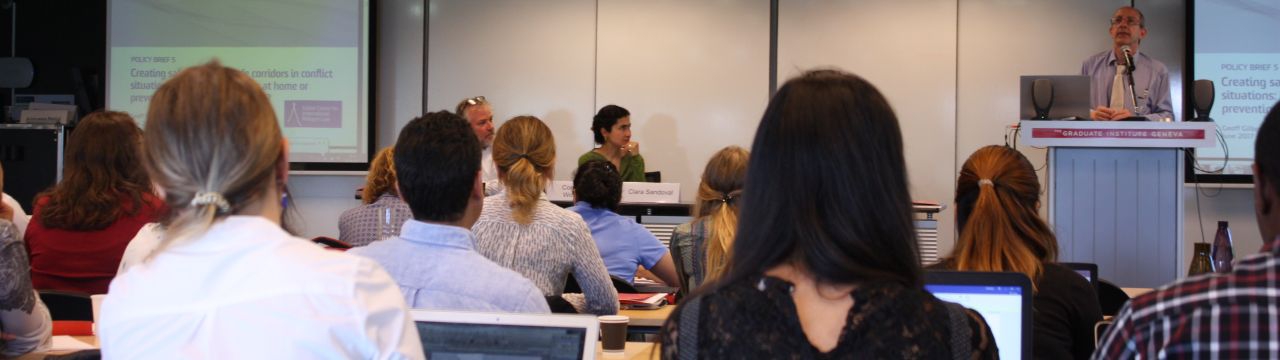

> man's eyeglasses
[1110,16,1141,27]
[464,96,487,106]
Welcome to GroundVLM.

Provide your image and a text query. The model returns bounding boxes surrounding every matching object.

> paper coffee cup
[598,315,629,353]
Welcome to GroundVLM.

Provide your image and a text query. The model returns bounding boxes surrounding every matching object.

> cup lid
[598,315,629,322]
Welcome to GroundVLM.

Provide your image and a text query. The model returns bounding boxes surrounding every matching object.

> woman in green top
[579,104,646,182]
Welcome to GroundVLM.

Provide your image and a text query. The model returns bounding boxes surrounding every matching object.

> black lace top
[661,275,997,359]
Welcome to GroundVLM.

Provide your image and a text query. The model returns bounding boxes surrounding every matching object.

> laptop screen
[1073,269,1092,281]
[1061,262,1098,286]
[416,321,588,360]
[925,278,1029,360]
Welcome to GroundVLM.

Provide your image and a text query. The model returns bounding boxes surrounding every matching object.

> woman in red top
[24,111,165,295]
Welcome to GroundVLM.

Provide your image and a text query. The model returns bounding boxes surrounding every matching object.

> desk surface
[596,341,658,360]
[621,305,676,328]
[1121,287,1154,298]
[29,336,657,360]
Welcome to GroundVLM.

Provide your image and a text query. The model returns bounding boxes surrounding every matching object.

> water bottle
[1211,221,1234,273]
[1189,243,1213,276]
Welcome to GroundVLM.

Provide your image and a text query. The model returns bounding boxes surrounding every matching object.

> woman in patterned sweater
[471,116,619,316]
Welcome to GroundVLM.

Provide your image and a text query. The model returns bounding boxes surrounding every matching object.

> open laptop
[412,309,599,360]
[925,271,1033,360]
[1020,75,1092,120]
[1061,262,1099,287]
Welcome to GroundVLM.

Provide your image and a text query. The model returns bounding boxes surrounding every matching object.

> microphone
[1121,45,1136,74]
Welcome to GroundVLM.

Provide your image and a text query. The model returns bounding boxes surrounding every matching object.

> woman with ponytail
[471,116,618,316]
[670,146,747,295]
[99,61,422,359]
[567,160,681,287]
[936,145,1102,360]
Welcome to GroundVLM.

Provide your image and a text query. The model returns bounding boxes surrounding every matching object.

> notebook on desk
[925,271,1033,360]
[412,310,599,360]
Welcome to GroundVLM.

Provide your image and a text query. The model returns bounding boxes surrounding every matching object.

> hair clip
[191,191,231,214]
[978,179,995,187]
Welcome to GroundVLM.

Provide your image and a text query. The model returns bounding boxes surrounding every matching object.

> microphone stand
[1126,59,1139,116]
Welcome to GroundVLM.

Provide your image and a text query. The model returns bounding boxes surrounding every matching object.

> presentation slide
[106,0,371,166]
[1193,0,1280,176]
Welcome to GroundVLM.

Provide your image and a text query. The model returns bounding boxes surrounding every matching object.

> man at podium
[1081,6,1173,121]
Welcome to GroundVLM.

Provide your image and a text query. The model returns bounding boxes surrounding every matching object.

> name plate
[543,181,681,204]
[547,180,574,202]
[20,109,74,125]
[622,182,680,203]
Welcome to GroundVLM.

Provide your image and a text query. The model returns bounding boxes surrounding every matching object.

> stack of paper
[619,293,667,310]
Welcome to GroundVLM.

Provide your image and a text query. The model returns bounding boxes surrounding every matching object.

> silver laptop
[925,271,1033,360]
[412,309,600,360]
[1020,75,1092,120]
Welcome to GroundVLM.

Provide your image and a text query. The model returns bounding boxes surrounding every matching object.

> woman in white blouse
[98,61,423,359]
[471,116,619,316]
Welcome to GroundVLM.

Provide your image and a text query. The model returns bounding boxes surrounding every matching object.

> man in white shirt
[456,96,501,195]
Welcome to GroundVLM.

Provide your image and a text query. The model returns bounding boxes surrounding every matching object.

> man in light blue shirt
[349,111,549,313]
[1081,6,1174,121]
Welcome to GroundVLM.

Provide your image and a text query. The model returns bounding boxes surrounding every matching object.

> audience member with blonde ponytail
[471,116,618,316]
[98,61,423,359]
[935,145,1102,360]
[670,146,747,294]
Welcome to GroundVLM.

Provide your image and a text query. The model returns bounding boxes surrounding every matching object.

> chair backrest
[668,237,691,300]
[1094,319,1115,346]
[1096,279,1131,316]
[644,171,661,183]
[545,296,578,314]
[39,290,93,321]
[563,273,637,294]
[311,236,352,250]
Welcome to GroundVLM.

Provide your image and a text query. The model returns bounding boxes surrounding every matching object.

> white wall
[283,1,1262,278]
[425,0,597,185]
[778,0,959,254]
[595,1,770,195]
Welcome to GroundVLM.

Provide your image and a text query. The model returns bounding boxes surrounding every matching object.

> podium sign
[1020,121,1217,148]
[1023,120,1218,288]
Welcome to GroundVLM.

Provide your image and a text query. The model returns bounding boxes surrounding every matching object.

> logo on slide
[284,100,342,128]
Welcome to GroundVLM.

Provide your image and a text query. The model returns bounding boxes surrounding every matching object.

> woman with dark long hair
[936,145,1102,359]
[24,111,164,294]
[660,69,996,358]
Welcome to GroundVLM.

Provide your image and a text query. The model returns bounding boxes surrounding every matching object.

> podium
[1020,121,1217,288]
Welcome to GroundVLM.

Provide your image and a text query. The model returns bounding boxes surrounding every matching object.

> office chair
[38,290,93,321]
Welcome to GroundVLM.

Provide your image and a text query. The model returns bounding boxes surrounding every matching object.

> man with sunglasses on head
[456,96,501,195]
[1081,6,1173,121]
